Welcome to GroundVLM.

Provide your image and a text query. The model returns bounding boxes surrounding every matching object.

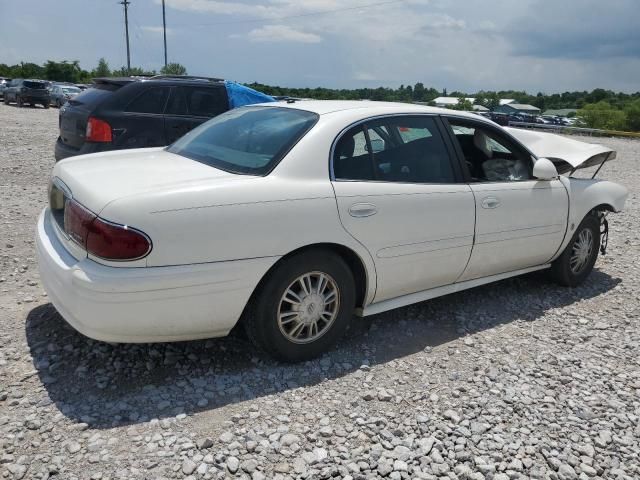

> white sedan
[36,101,628,361]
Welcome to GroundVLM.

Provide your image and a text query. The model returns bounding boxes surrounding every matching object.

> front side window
[447,120,533,182]
[167,106,318,175]
[333,115,455,183]
[125,87,170,114]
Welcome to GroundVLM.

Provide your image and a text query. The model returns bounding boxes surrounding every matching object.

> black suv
[3,79,51,108]
[55,75,273,161]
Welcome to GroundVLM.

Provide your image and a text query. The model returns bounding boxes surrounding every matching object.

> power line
[171,0,407,28]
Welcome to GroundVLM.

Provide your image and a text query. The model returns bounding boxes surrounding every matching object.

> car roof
[258,99,490,122]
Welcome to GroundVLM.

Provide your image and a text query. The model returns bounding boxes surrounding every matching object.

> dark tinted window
[165,86,227,117]
[168,106,318,175]
[24,81,46,89]
[125,87,170,114]
[186,87,228,117]
[165,87,188,115]
[71,87,115,106]
[334,116,455,183]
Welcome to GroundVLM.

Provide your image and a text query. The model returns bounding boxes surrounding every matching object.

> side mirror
[533,158,558,180]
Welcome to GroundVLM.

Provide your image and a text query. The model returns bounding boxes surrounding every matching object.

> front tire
[551,215,600,287]
[244,251,355,362]
[16,96,22,107]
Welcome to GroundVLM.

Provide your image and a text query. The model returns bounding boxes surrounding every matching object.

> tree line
[1,58,639,131]
[0,58,187,84]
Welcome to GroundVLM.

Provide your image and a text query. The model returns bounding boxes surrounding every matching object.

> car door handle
[349,203,378,217]
[481,196,501,209]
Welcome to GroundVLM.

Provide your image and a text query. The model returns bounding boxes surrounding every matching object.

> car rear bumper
[22,96,49,103]
[54,137,111,161]
[36,208,278,343]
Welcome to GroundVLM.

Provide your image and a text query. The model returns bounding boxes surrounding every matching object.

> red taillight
[63,199,151,261]
[64,199,95,248]
[86,117,112,143]
[86,219,151,260]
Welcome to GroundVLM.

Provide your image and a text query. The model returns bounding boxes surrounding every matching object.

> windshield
[167,106,318,175]
[62,87,81,94]
[24,81,46,89]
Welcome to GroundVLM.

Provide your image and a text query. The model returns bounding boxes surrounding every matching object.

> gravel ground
[0,102,638,480]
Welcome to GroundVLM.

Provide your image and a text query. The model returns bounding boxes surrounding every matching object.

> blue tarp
[224,81,275,108]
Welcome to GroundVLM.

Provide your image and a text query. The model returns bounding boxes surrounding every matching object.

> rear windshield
[167,106,318,175]
[70,86,114,106]
[24,81,46,89]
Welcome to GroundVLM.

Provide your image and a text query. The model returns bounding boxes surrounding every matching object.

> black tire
[3,96,7,105]
[550,214,600,287]
[243,250,356,362]
[43,102,50,109]
[16,96,22,108]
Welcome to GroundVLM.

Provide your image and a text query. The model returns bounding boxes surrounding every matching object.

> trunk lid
[505,127,616,174]
[53,148,246,213]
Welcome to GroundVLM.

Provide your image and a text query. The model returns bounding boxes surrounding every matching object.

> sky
[0,0,639,93]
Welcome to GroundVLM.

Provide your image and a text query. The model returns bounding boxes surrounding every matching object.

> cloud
[246,24,322,43]
[141,26,174,35]
[506,0,640,60]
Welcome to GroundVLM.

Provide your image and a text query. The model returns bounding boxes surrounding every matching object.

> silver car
[50,84,82,108]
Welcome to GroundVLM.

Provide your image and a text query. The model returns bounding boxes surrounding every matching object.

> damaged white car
[36,101,628,361]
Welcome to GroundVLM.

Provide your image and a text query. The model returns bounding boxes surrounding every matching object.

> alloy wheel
[277,271,340,344]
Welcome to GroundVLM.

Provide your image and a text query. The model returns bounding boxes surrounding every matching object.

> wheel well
[251,243,369,309]
[591,203,615,214]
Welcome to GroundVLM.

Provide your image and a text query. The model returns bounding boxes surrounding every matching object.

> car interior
[449,124,532,182]
[334,121,455,183]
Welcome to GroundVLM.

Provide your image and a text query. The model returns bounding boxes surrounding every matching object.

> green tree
[93,58,111,77]
[43,60,82,82]
[577,101,627,130]
[160,63,187,75]
[624,99,640,131]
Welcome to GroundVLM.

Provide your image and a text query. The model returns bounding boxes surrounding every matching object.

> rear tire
[16,96,22,108]
[43,102,50,109]
[550,214,600,287]
[243,250,355,362]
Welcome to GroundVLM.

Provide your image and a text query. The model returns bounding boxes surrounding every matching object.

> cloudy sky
[1,0,638,93]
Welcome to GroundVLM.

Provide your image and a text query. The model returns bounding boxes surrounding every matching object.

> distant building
[432,97,475,107]
[472,104,489,112]
[543,108,577,117]
[499,99,516,106]
[493,103,541,115]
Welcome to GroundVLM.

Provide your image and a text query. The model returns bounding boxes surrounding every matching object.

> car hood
[504,127,616,174]
[53,147,248,213]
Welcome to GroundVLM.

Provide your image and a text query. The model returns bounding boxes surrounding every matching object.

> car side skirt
[358,264,551,317]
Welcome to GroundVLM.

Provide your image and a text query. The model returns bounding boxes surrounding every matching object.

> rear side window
[165,86,229,117]
[168,106,318,175]
[125,87,170,114]
[333,116,455,184]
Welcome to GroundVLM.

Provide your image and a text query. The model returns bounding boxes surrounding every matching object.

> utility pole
[162,0,168,68]
[120,0,131,73]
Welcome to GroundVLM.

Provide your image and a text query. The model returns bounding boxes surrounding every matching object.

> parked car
[50,84,82,108]
[0,77,11,99]
[37,101,628,361]
[3,78,51,108]
[54,75,274,161]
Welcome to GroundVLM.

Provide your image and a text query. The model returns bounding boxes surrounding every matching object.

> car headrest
[338,135,356,158]
[473,129,493,159]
